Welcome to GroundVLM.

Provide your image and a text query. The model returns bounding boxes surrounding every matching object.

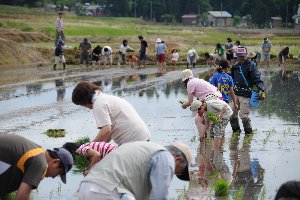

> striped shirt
[76,142,117,159]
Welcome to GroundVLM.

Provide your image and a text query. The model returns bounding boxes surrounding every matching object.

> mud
[0,65,299,199]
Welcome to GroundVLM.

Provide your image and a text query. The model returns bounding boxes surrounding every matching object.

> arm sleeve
[210,75,217,87]
[148,151,175,200]
[250,63,265,91]
[93,104,112,128]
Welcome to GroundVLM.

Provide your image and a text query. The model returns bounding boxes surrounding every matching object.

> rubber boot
[230,117,241,133]
[63,63,66,70]
[186,63,189,69]
[53,64,56,70]
[242,118,252,135]
[193,63,196,68]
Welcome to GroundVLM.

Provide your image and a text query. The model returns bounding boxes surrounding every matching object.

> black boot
[53,64,56,70]
[193,63,196,68]
[186,63,189,69]
[63,63,66,70]
[230,117,241,133]
[242,118,253,135]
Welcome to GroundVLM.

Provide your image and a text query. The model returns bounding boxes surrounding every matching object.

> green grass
[0,5,45,15]
[0,20,33,31]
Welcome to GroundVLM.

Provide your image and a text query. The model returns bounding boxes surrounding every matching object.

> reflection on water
[0,69,299,199]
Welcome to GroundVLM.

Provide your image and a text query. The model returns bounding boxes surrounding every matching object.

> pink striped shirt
[76,142,117,159]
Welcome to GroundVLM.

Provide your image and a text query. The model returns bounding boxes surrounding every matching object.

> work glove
[259,90,265,100]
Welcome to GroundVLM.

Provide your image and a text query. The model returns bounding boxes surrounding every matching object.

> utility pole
[150,0,152,21]
[220,0,223,27]
[135,0,137,18]
[286,4,288,29]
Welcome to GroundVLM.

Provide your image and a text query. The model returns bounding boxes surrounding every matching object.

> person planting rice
[0,134,73,199]
[190,94,233,145]
[181,69,222,140]
[72,81,151,146]
[63,141,117,175]
[78,141,192,200]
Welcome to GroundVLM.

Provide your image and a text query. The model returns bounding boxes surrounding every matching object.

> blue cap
[52,147,73,183]
[58,39,64,45]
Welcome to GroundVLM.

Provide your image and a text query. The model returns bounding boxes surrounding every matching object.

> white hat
[171,141,192,181]
[156,38,161,43]
[190,100,202,111]
[236,46,247,57]
[181,69,193,81]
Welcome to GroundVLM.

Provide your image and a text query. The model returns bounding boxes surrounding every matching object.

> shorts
[139,52,147,61]
[209,117,230,138]
[54,56,66,64]
[226,54,233,61]
[261,52,270,62]
[80,54,90,64]
[157,54,166,63]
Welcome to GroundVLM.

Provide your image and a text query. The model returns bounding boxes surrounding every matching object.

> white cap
[156,38,161,43]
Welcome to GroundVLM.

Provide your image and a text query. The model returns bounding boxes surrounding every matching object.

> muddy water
[0,66,299,199]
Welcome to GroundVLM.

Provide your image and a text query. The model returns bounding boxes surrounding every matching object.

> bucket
[249,91,260,108]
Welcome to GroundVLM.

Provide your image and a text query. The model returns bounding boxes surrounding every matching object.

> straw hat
[247,51,256,59]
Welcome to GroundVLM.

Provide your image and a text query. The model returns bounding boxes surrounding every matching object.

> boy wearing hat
[0,134,73,199]
[191,96,232,142]
[260,38,272,67]
[230,46,265,135]
[78,141,192,200]
[155,38,167,72]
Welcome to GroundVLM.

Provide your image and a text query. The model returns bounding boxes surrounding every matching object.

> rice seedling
[176,186,188,200]
[213,179,230,196]
[43,129,66,138]
[72,137,90,174]
[233,186,244,200]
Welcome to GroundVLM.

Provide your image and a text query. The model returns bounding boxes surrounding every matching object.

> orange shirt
[130,56,137,62]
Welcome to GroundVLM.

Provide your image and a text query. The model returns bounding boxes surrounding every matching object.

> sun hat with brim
[51,148,73,184]
[247,51,256,59]
[181,69,193,81]
[190,100,202,111]
[171,141,192,181]
[236,46,247,57]
[155,38,161,43]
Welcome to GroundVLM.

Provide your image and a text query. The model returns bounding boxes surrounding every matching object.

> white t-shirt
[171,52,179,62]
[93,92,151,145]
[119,44,128,54]
[205,99,233,119]
[102,46,112,55]
[233,45,238,57]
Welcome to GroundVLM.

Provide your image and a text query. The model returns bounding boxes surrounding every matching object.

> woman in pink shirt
[181,69,222,140]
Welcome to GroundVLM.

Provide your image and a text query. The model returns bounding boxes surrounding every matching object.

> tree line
[2,0,299,28]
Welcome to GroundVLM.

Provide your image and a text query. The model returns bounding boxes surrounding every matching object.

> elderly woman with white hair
[181,69,222,140]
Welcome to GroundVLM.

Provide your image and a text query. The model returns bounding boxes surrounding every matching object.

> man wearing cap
[78,141,192,200]
[230,46,265,135]
[260,38,272,67]
[186,49,199,68]
[0,134,73,199]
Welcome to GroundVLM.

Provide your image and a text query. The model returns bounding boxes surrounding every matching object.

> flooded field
[0,65,299,199]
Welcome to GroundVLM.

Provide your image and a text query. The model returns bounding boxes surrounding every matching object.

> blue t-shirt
[210,72,234,102]
[156,43,166,55]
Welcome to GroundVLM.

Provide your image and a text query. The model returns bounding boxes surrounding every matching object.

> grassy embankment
[0,5,299,66]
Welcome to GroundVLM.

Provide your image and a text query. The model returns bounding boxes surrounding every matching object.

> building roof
[270,17,282,20]
[182,14,199,18]
[208,11,232,18]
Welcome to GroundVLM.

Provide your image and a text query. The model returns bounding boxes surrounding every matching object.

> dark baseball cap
[51,148,73,183]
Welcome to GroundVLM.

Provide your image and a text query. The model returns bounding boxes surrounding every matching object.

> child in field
[63,141,117,175]
[171,49,179,66]
[278,47,289,67]
[128,55,138,69]
[210,60,238,108]
[191,94,233,144]
[53,39,66,70]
